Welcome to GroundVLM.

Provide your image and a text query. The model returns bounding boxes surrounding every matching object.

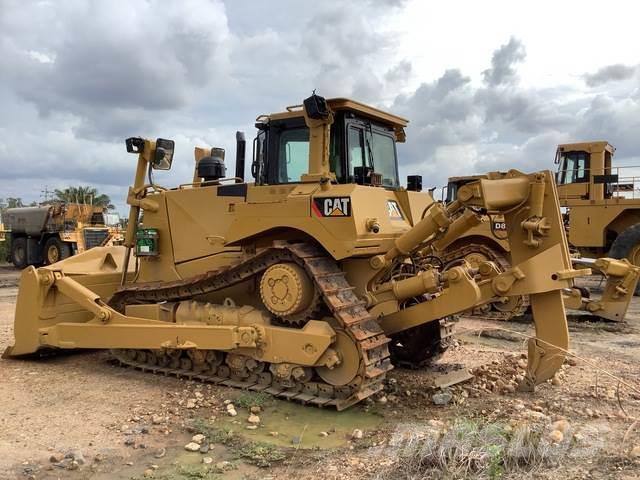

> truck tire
[44,237,72,265]
[608,223,640,294]
[11,237,28,269]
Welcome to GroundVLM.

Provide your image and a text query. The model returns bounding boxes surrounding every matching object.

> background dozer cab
[4,203,123,268]
[4,94,582,409]
[555,141,640,269]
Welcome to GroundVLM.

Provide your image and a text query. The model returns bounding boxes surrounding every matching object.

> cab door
[556,151,590,201]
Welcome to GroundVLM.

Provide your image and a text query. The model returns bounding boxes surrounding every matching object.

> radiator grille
[84,228,109,248]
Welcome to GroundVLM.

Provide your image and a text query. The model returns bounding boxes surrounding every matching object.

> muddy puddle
[216,398,384,449]
[84,398,384,480]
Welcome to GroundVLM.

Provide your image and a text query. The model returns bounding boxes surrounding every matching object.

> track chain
[440,244,529,321]
[109,243,392,410]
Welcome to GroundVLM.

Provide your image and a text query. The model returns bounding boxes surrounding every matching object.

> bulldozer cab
[251,97,406,188]
[554,141,616,202]
[443,175,488,203]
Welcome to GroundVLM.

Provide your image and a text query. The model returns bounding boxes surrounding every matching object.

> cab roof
[557,141,615,154]
[259,97,409,142]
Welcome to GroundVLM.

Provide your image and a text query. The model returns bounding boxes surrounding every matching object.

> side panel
[26,237,43,265]
[568,204,629,248]
[165,185,242,264]
[135,195,181,283]
[394,190,434,226]
[225,184,426,259]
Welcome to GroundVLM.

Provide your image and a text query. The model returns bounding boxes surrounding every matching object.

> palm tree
[6,197,25,208]
[53,186,115,210]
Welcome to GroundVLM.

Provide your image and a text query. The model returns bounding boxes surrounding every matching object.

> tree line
[1,187,114,211]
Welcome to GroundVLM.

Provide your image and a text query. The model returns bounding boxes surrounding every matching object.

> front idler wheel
[315,331,360,386]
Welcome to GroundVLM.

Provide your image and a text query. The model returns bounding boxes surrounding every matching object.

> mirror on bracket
[153,138,175,170]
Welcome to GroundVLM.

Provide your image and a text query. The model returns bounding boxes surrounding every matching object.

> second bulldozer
[439,142,640,321]
[4,95,582,409]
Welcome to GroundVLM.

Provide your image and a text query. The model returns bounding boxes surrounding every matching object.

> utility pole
[40,186,53,203]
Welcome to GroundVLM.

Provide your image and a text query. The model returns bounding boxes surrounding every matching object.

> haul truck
[5,203,120,268]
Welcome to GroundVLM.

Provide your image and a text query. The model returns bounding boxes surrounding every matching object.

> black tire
[11,237,28,269]
[43,237,72,265]
[608,223,640,295]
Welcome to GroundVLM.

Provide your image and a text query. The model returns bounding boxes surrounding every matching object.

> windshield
[557,151,589,184]
[347,125,399,187]
[370,131,399,187]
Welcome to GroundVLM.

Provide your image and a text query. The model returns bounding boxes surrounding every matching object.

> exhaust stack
[235,131,246,182]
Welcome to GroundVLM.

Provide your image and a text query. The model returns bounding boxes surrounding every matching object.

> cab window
[329,121,344,181]
[558,151,589,184]
[371,132,399,187]
[348,127,366,176]
[277,128,309,183]
[347,125,399,187]
[445,183,458,203]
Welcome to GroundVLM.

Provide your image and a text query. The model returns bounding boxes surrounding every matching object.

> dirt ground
[1,265,639,479]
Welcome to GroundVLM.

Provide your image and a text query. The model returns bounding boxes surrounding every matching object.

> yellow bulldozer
[555,141,640,266]
[439,141,640,322]
[3,95,584,409]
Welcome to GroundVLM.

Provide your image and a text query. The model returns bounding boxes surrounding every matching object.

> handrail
[556,165,640,200]
[178,177,244,189]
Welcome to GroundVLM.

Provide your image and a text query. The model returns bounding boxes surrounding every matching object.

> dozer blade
[519,289,569,391]
[2,246,130,358]
[3,266,42,358]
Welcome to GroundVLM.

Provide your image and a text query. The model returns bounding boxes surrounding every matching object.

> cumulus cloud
[393,39,640,188]
[0,0,232,140]
[481,37,526,87]
[584,64,637,87]
[0,0,409,211]
[1,2,639,215]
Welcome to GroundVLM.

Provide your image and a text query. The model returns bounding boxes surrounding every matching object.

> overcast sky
[1,0,639,214]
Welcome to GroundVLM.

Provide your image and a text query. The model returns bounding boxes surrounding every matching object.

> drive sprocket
[440,243,529,320]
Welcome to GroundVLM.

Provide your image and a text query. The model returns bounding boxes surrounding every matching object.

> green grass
[189,417,236,446]
[237,441,287,468]
[233,391,273,409]
[189,416,288,469]
[148,464,223,480]
[374,418,557,480]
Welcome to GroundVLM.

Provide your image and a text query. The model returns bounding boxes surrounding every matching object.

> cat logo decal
[312,197,351,217]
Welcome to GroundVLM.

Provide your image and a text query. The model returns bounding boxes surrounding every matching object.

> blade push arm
[373,170,579,390]
[563,257,640,321]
